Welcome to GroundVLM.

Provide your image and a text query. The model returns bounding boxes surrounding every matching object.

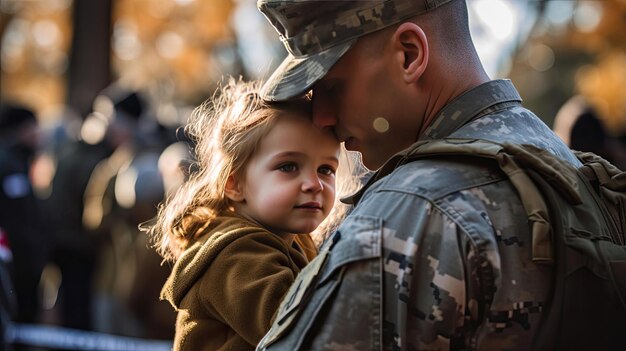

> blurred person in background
[124,142,193,340]
[554,95,626,169]
[43,85,144,331]
[0,226,16,351]
[0,103,47,325]
[80,84,182,338]
[553,54,626,170]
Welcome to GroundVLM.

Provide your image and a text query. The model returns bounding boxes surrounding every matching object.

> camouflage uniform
[257,80,579,350]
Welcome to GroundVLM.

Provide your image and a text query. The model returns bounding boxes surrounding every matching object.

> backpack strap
[575,151,626,308]
[577,151,626,245]
[407,139,584,263]
[348,138,587,263]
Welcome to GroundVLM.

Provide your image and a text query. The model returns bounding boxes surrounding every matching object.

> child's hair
[147,78,361,262]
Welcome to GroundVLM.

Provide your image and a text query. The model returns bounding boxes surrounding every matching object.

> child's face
[234,112,340,236]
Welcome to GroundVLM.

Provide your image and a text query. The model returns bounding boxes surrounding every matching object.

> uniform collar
[421,79,522,141]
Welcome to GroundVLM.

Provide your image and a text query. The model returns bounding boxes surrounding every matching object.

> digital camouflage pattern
[257,80,579,350]
[257,0,453,101]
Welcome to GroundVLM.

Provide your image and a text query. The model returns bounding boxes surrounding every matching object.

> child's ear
[224,174,245,202]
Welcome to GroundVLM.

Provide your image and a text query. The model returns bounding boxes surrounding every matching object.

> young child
[147,79,350,350]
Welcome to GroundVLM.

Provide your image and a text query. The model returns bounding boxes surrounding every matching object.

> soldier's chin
[361,154,386,171]
[344,137,359,152]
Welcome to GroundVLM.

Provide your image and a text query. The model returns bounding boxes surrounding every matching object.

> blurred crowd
[0,84,194,348]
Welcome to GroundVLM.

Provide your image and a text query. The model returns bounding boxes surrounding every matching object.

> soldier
[256,0,580,350]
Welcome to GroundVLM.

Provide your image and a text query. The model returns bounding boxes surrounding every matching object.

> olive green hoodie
[161,211,317,350]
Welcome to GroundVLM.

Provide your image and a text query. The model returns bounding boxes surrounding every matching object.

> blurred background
[1,0,626,348]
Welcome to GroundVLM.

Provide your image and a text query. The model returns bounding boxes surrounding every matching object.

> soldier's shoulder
[370,155,506,201]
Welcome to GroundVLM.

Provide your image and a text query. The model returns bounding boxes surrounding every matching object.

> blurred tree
[0,0,73,119]
[509,0,626,131]
[110,0,238,106]
[1,0,239,120]
[67,0,112,117]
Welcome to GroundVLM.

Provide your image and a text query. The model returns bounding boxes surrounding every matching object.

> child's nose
[301,173,323,193]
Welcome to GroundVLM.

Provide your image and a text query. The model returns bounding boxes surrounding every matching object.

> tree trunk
[67,0,112,118]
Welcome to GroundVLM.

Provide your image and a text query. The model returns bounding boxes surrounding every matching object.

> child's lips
[295,202,322,210]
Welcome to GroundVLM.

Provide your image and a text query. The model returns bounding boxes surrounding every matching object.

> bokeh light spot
[373,117,389,133]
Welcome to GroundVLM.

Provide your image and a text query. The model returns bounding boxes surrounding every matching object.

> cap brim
[261,39,356,101]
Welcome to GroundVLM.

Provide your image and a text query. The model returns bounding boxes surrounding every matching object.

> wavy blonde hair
[147,79,361,262]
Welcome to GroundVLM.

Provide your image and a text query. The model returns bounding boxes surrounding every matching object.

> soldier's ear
[224,174,245,202]
[392,22,428,84]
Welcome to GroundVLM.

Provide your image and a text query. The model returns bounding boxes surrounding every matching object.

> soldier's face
[312,35,423,170]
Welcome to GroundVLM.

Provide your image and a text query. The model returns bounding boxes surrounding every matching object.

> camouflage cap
[258,0,454,101]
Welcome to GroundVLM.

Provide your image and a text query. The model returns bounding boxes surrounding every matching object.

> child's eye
[278,163,297,173]
[318,165,336,176]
